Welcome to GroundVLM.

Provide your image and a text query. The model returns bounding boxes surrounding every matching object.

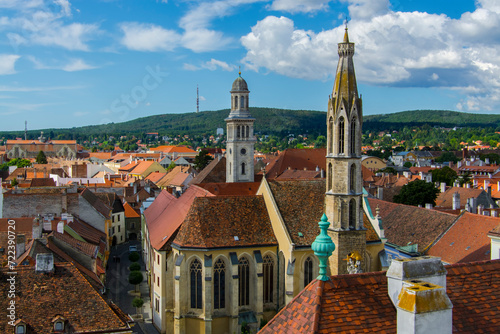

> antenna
[196,85,199,113]
[24,120,27,140]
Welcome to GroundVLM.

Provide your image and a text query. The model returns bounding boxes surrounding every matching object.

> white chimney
[425,203,433,210]
[457,161,462,168]
[386,256,447,307]
[486,158,490,165]
[32,216,42,239]
[466,183,471,189]
[396,281,453,334]
[35,253,54,273]
[440,182,446,193]
[452,192,460,210]
[16,234,26,259]
[57,221,65,234]
[404,171,411,178]
[478,204,484,215]
[377,187,384,200]
[492,210,498,217]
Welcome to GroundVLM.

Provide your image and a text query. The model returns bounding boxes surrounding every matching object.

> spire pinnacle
[239,66,241,77]
[311,213,336,281]
[343,17,350,43]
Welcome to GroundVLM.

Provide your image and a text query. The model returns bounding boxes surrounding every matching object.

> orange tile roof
[6,139,76,145]
[275,169,322,180]
[0,263,129,333]
[88,152,114,160]
[151,145,196,153]
[427,212,500,263]
[261,259,500,334]
[146,171,167,183]
[123,201,141,218]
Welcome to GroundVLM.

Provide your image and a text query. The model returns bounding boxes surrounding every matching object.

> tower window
[246,125,249,138]
[237,126,240,138]
[328,117,333,154]
[240,96,245,109]
[238,257,250,306]
[214,259,226,309]
[190,259,202,309]
[241,163,246,175]
[338,117,345,154]
[350,118,356,155]
[234,96,238,108]
[327,163,332,191]
[350,163,356,193]
[304,257,313,287]
[349,199,356,230]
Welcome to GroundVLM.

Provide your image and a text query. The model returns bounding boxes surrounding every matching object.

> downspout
[276,245,280,313]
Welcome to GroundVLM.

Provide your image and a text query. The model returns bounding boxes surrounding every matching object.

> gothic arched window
[241,163,246,175]
[214,259,226,309]
[350,163,356,193]
[338,117,345,154]
[238,257,250,306]
[190,259,202,309]
[350,117,356,155]
[328,117,334,154]
[349,199,356,230]
[263,255,274,303]
[304,257,313,287]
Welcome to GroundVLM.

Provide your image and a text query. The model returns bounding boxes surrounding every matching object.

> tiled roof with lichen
[0,263,130,333]
[260,259,500,334]
[173,196,277,249]
[268,180,325,246]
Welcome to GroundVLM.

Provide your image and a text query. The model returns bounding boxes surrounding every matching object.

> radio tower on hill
[24,120,27,140]
[196,85,199,113]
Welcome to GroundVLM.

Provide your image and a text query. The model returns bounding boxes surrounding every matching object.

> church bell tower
[325,27,366,275]
[225,72,255,182]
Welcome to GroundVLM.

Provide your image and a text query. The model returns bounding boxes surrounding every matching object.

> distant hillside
[2,109,500,139]
[0,108,327,138]
[363,110,500,131]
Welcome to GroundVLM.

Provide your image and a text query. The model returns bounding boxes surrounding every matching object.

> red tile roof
[368,198,458,252]
[275,169,322,180]
[67,218,106,245]
[189,157,226,184]
[80,188,112,219]
[52,231,98,258]
[260,259,500,334]
[173,196,277,249]
[196,182,261,196]
[264,148,326,179]
[144,187,213,250]
[436,187,485,209]
[0,263,130,333]
[427,212,500,263]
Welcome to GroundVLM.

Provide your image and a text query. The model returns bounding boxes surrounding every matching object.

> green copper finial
[311,213,336,281]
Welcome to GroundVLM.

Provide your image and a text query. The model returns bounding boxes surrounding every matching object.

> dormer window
[54,320,64,331]
[16,324,26,334]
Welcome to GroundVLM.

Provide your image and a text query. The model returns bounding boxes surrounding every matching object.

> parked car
[129,245,138,253]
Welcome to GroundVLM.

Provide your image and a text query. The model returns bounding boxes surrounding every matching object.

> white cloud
[241,2,500,111]
[0,3,99,51]
[183,63,200,71]
[73,111,89,117]
[0,54,20,75]
[202,59,236,71]
[181,29,231,52]
[269,0,330,13]
[120,22,181,51]
[63,59,96,72]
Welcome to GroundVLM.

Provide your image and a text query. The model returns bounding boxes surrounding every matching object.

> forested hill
[363,110,500,131]
[2,108,500,139]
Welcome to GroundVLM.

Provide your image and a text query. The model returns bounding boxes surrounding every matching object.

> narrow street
[106,240,159,334]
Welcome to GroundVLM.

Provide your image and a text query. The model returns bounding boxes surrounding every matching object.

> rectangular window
[157,254,160,264]
[157,277,160,287]
[112,227,115,234]
[118,225,121,232]
[131,222,135,229]
[155,298,159,313]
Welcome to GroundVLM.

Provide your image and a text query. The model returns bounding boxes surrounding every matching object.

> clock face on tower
[240,148,246,155]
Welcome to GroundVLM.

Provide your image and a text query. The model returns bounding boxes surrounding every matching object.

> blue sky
[0,0,498,132]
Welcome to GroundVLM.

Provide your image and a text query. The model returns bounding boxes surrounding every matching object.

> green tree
[480,153,500,164]
[431,166,458,186]
[403,161,413,168]
[36,150,48,164]
[314,135,326,148]
[128,251,140,262]
[128,271,144,292]
[394,180,440,207]
[435,151,459,163]
[10,178,18,187]
[132,297,144,315]
[166,161,177,172]
[129,262,141,271]
[193,149,213,171]
[377,167,397,175]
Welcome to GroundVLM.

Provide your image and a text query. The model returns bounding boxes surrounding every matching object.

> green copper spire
[311,213,336,281]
